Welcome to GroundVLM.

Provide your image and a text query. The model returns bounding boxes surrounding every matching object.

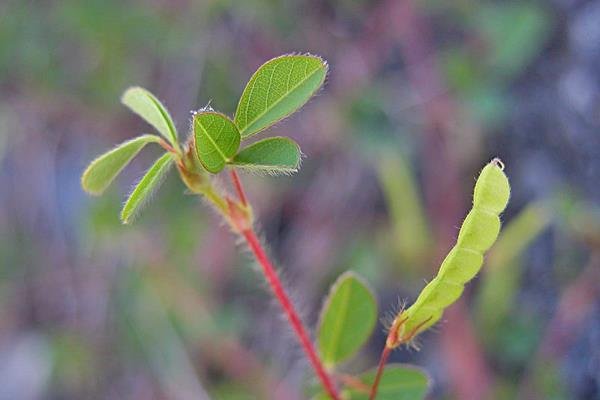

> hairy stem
[182,163,340,398]
[229,169,248,207]
[225,170,340,398]
[241,227,341,400]
[203,187,229,215]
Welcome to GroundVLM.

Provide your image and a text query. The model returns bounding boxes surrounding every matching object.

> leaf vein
[240,62,322,136]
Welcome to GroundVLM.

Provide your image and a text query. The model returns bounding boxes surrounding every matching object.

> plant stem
[158,137,180,156]
[229,169,248,207]
[188,167,340,398]
[201,185,229,215]
[241,227,341,400]
[369,345,392,400]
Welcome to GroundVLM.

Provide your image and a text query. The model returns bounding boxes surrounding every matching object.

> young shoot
[82,52,515,400]
[82,54,340,399]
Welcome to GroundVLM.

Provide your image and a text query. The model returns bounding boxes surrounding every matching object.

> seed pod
[387,158,510,347]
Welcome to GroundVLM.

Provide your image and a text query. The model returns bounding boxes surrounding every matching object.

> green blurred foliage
[377,152,431,275]
[475,202,551,343]
[440,2,551,126]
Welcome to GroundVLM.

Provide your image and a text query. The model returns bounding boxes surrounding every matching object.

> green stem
[199,184,228,215]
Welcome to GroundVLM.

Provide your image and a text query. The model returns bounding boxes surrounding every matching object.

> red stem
[241,228,341,400]
[158,138,178,155]
[369,345,392,400]
[229,169,248,207]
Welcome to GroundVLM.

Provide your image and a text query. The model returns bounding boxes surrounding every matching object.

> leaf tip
[307,52,329,71]
[80,161,108,196]
[80,171,98,196]
[120,86,143,103]
[120,214,132,225]
[81,186,102,197]
[119,200,133,224]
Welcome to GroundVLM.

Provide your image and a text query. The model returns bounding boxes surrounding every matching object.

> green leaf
[234,54,328,138]
[120,153,174,224]
[121,87,179,149]
[476,3,550,80]
[377,152,431,270]
[231,137,301,174]
[81,134,161,195]
[194,111,241,174]
[350,364,429,400]
[317,272,377,367]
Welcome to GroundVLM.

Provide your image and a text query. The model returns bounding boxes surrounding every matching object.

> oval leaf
[234,54,328,138]
[350,364,429,400]
[121,87,179,149]
[317,272,377,367]
[81,134,161,195]
[121,153,174,224]
[194,111,241,173]
[231,137,301,174]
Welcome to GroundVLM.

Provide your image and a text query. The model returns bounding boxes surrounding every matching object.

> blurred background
[1,0,599,399]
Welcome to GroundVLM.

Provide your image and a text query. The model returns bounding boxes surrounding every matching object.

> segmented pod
[387,158,510,347]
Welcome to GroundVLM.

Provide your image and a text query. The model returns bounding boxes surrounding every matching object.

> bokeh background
[1,0,600,399]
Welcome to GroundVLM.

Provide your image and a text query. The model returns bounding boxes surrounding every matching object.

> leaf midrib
[197,117,230,162]
[326,281,352,363]
[121,152,173,223]
[148,94,178,148]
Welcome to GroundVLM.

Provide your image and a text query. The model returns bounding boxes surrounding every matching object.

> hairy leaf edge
[229,137,303,175]
[81,134,161,195]
[120,152,175,224]
[234,53,329,138]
